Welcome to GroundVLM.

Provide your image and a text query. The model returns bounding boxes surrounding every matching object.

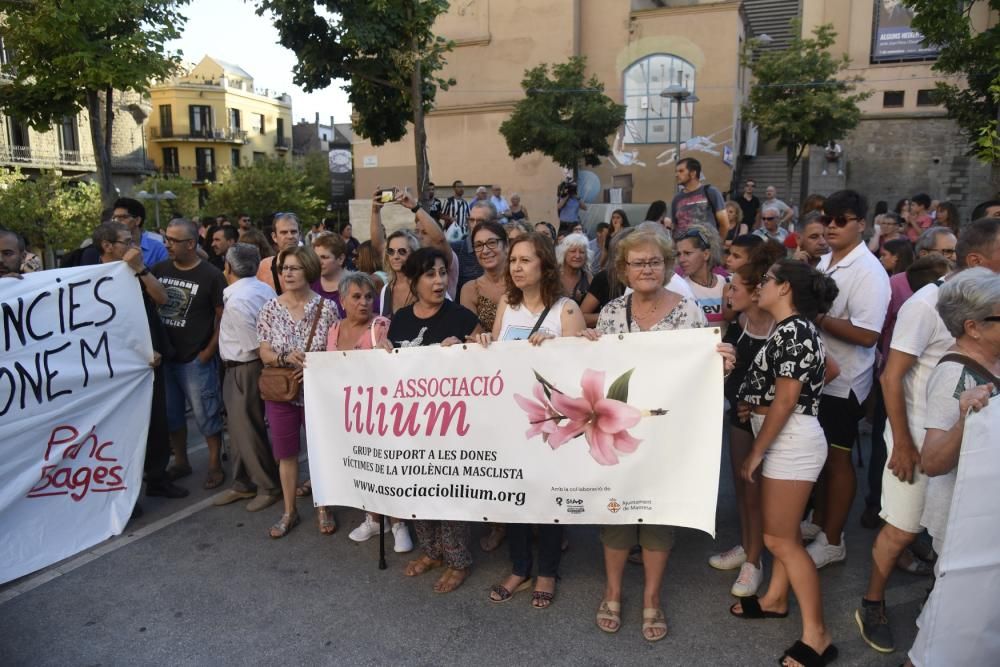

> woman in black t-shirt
[388,248,481,594]
[730,259,841,667]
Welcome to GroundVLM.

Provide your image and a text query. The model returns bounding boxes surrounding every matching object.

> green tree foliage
[499,57,625,175]
[256,0,453,195]
[134,174,200,224]
[206,157,325,227]
[0,0,189,209]
[741,22,871,200]
[905,0,1000,186]
[298,151,333,206]
[0,171,102,265]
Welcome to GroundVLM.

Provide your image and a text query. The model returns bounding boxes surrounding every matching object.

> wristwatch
[135,267,150,277]
[410,203,421,213]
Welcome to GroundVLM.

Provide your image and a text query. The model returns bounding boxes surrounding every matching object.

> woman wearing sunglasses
[730,259,840,667]
[369,188,420,317]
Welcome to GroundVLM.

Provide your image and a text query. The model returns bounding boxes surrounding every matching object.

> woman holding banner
[476,233,586,608]
[388,247,482,593]
[730,259,839,667]
[258,245,340,539]
[582,227,734,641]
[369,188,421,317]
[331,272,412,553]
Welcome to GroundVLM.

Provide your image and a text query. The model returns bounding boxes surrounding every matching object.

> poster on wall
[305,329,724,536]
[871,0,939,62]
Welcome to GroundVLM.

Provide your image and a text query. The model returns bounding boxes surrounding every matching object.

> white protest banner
[909,401,1000,665]
[305,328,723,535]
[0,262,153,584]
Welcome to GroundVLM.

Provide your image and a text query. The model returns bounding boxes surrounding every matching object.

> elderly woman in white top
[582,227,735,642]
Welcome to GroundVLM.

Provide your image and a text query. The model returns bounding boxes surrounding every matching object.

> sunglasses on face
[983,316,1000,323]
[820,214,860,228]
[386,247,409,257]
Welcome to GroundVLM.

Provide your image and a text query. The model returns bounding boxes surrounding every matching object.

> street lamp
[135,181,177,231]
[660,82,699,166]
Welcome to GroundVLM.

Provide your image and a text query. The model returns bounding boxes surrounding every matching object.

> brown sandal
[404,554,443,577]
[479,524,506,552]
[317,506,336,535]
[433,567,470,593]
[489,577,530,603]
[295,480,312,497]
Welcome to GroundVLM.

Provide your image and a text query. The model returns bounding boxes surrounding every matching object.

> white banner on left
[0,262,153,584]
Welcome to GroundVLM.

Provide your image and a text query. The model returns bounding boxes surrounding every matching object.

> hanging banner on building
[0,262,154,584]
[305,328,724,535]
[871,0,939,62]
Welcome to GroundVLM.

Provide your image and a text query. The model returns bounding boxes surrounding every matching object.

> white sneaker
[807,531,847,569]
[709,544,747,570]
[392,521,413,553]
[800,519,822,542]
[349,514,380,542]
[731,561,762,597]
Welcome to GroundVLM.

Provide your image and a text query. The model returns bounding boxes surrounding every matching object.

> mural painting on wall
[604,123,735,169]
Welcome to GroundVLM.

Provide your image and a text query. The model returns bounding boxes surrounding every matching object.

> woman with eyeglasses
[867,212,906,254]
[556,232,593,305]
[475,232,586,609]
[388,247,482,592]
[730,259,840,667]
[257,245,340,539]
[460,221,508,334]
[581,227,635,327]
[369,188,421,317]
[582,228,735,641]
[677,224,729,333]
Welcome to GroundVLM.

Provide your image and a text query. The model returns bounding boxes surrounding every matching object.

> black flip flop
[778,640,838,666]
[730,595,789,619]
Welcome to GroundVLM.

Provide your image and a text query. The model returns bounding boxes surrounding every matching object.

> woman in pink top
[326,272,413,553]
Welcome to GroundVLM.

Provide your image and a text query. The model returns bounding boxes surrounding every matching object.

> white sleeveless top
[499,297,571,341]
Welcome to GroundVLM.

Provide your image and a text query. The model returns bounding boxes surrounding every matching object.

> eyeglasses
[473,238,503,254]
[110,214,135,223]
[983,315,1000,323]
[113,238,134,247]
[932,247,957,257]
[626,259,665,270]
[278,264,305,273]
[386,247,409,257]
[761,216,778,222]
[469,217,490,225]
[164,236,194,245]
[821,214,860,228]
[759,273,778,286]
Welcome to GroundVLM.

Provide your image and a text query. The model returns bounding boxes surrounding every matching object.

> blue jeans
[164,356,223,436]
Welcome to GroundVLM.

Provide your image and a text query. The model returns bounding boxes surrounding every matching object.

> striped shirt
[443,196,470,238]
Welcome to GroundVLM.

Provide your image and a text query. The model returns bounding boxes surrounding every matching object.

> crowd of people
[2,167,999,666]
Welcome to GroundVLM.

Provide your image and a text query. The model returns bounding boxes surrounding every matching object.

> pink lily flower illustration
[512,384,561,441]
[548,369,642,466]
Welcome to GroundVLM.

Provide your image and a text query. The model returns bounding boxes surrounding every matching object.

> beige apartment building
[355,0,751,225]
[146,56,293,202]
[356,0,997,227]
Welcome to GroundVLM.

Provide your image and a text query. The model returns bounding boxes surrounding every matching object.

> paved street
[1,428,926,666]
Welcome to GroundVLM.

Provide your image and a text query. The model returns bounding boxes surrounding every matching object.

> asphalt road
[0,428,927,666]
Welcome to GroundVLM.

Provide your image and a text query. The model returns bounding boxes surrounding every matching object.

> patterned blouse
[738,315,826,416]
[257,295,340,356]
[596,293,707,334]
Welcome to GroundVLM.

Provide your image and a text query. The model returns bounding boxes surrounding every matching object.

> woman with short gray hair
[556,232,593,304]
[920,267,1000,555]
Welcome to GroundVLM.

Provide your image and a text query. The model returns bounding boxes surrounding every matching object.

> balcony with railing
[150,126,248,143]
[275,136,291,151]
[0,144,97,170]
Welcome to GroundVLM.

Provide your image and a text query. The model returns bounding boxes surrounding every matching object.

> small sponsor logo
[607,498,621,513]
[565,498,585,514]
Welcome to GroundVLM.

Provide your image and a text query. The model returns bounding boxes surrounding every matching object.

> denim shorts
[164,356,223,435]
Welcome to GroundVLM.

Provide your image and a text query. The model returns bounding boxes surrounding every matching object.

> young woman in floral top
[730,258,841,667]
[257,245,339,539]
[582,228,736,642]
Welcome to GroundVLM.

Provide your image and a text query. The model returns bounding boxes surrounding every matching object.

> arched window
[623,54,696,144]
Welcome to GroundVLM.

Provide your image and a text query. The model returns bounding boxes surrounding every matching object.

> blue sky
[168,0,352,126]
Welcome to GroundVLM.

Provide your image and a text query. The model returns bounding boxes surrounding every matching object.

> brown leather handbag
[259,305,322,402]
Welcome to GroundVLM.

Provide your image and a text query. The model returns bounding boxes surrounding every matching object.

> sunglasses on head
[681,228,709,247]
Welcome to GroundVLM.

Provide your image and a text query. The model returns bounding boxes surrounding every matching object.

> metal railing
[0,144,97,168]
[150,127,248,142]
[275,137,291,149]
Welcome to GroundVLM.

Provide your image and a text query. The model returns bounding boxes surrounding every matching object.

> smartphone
[380,190,394,204]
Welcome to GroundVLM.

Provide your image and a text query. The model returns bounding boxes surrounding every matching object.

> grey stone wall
[841,115,994,224]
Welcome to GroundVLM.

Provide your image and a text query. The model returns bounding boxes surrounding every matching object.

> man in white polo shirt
[804,190,891,568]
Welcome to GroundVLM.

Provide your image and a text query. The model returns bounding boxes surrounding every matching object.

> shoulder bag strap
[271,257,283,296]
[937,352,1000,385]
[529,302,554,336]
[303,300,323,352]
[625,294,634,333]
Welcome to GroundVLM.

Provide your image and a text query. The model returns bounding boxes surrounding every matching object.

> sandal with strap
[642,607,668,642]
[268,512,300,539]
[489,577,531,603]
[730,595,789,619]
[596,600,622,633]
[404,554,443,577]
[295,480,312,497]
[433,567,470,594]
[316,506,336,535]
[480,525,506,552]
[532,590,555,609]
[779,640,838,667]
